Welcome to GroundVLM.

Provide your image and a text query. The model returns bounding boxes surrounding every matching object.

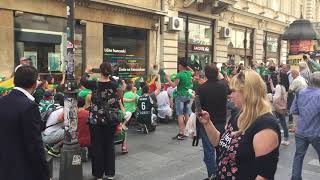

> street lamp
[59,0,83,179]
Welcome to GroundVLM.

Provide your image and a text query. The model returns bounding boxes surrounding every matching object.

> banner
[289,40,313,54]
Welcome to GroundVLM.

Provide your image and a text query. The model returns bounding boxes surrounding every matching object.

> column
[254,29,264,63]
[0,9,14,78]
[85,21,103,66]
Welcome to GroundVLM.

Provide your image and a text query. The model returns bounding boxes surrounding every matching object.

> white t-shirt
[166,87,176,98]
[156,90,170,110]
[43,107,64,135]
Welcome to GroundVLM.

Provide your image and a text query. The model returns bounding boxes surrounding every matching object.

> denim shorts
[175,95,192,116]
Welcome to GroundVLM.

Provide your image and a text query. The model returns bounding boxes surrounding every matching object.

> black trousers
[89,124,115,178]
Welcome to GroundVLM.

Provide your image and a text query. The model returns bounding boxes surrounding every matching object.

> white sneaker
[281,140,290,146]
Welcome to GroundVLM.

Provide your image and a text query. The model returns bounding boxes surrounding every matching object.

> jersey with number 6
[137,95,153,124]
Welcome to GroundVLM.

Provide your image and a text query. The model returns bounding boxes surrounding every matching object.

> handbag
[273,86,287,114]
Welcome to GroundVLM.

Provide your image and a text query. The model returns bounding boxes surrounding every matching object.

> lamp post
[59,0,83,179]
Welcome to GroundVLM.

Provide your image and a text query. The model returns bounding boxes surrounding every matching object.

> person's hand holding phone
[198,111,211,125]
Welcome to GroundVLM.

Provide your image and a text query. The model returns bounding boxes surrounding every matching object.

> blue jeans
[199,124,216,178]
[291,134,320,180]
[175,96,191,116]
[275,112,289,139]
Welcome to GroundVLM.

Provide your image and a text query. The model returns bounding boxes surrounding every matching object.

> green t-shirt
[123,91,138,113]
[39,100,54,113]
[78,89,92,98]
[176,71,193,97]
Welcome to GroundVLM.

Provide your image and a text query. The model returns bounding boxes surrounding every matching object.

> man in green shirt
[166,59,193,140]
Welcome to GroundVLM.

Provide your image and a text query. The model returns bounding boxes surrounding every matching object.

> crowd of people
[1,54,320,180]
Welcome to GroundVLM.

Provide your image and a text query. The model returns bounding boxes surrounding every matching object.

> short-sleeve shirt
[123,91,138,113]
[176,71,193,97]
[216,113,281,180]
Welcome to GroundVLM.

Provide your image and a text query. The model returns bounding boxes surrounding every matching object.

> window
[14,13,84,77]
[188,23,212,45]
[103,25,147,79]
[229,28,252,49]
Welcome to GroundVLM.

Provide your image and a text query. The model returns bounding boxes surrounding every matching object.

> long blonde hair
[229,70,272,132]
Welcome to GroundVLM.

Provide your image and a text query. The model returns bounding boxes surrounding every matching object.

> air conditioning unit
[220,27,231,38]
[168,17,184,31]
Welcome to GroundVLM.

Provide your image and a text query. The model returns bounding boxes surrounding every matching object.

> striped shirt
[290,87,320,137]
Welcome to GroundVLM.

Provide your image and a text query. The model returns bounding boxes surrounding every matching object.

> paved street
[52,121,320,180]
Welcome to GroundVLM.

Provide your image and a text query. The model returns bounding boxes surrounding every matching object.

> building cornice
[90,0,167,16]
[229,7,289,27]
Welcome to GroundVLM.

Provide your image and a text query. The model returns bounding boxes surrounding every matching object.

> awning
[282,18,320,40]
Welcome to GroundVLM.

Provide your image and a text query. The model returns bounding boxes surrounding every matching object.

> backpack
[40,105,63,131]
[273,86,287,114]
[90,81,120,126]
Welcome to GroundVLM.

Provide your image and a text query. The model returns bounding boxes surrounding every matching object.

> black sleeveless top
[216,113,281,180]
[137,95,153,122]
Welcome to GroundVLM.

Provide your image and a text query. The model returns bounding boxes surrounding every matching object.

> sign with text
[103,47,146,79]
[192,45,211,52]
[289,40,313,54]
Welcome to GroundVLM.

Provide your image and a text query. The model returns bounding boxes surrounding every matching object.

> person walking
[270,75,290,145]
[0,66,49,180]
[166,59,193,140]
[290,72,320,180]
[81,62,120,180]
[199,70,281,180]
[197,64,229,180]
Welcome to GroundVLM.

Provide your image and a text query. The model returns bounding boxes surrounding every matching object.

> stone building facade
[1,0,320,78]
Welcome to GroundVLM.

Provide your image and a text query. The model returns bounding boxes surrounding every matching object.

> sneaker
[47,149,61,158]
[172,133,185,140]
[106,176,114,180]
[137,127,143,132]
[281,140,290,146]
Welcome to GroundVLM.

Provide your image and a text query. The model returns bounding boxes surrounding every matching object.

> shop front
[227,25,253,66]
[263,32,281,64]
[103,25,148,79]
[178,15,213,71]
[14,13,84,80]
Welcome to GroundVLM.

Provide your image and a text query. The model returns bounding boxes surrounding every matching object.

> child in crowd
[77,97,91,160]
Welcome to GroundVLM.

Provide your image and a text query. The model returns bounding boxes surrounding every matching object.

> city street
[52,121,320,180]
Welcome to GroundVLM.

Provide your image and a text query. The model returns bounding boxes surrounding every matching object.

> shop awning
[282,18,320,40]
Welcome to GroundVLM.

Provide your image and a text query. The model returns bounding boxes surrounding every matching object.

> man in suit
[0,66,49,180]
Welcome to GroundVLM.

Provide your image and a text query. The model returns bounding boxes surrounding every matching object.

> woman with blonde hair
[199,69,281,180]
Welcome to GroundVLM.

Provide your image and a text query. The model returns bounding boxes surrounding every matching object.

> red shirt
[77,109,91,147]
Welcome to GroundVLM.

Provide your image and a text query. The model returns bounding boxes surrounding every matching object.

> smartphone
[91,68,100,73]
[194,95,202,114]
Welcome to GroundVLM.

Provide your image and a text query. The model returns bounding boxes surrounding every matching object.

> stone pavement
[52,122,320,180]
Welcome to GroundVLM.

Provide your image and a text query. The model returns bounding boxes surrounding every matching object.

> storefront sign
[103,48,127,54]
[290,40,313,54]
[192,45,210,52]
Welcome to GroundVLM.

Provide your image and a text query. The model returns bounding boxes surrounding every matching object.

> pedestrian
[290,72,320,180]
[15,56,31,72]
[199,69,281,180]
[0,66,49,180]
[166,59,193,140]
[197,64,229,180]
[270,74,290,145]
[298,59,311,84]
[80,62,120,180]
